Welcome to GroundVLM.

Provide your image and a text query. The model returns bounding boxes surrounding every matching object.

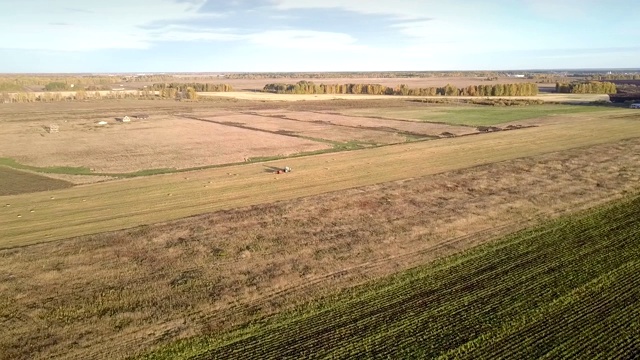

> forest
[555,81,617,94]
[263,81,539,96]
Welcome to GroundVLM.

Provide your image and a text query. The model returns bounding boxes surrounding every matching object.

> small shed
[118,116,131,123]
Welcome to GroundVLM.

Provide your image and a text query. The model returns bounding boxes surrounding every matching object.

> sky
[1,0,639,73]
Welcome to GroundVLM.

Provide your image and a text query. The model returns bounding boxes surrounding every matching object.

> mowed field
[0,99,484,176]
[0,110,329,173]
[1,108,639,248]
[2,138,639,359]
[246,110,478,137]
[187,110,472,143]
[340,104,619,126]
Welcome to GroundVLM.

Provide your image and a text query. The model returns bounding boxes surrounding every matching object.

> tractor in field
[275,166,292,174]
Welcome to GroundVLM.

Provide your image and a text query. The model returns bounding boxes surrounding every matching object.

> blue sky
[1,0,639,72]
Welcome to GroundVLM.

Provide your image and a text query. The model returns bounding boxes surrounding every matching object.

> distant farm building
[133,114,149,119]
[117,116,131,122]
[46,124,59,133]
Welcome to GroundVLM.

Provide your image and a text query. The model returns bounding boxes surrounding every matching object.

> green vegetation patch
[349,104,615,126]
[0,167,73,195]
[0,158,92,176]
[141,194,640,359]
[0,83,23,92]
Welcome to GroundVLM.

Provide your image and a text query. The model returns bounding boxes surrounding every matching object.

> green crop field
[344,105,619,126]
[0,166,72,196]
[142,194,640,359]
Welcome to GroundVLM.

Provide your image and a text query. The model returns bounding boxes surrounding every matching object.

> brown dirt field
[1,138,639,360]
[191,112,409,144]
[257,110,478,137]
[0,113,329,173]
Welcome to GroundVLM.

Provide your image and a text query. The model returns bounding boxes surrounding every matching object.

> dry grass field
[1,109,639,248]
[0,109,329,173]
[1,138,639,360]
[256,110,479,137]
[186,112,409,145]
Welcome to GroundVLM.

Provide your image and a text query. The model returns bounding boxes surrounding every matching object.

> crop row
[143,195,640,359]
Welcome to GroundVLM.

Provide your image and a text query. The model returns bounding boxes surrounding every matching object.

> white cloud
[247,30,364,50]
[270,0,525,54]
[0,0,224,51]
[271,0,482,20]
[149,25,243,42]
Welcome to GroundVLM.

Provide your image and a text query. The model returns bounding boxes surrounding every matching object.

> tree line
[555,81,617,94]
[1,83,234,103]
[1,91,140,103]
[149,83,233,100]
[263,81,539,96]
[589,74,640,81]
[149,83,233,93]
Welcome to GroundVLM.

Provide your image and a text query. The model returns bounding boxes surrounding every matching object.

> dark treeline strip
[0,76,121,87]
[1,83,233,103]
[148,83,233,93]
[263,81,539,96]
[149,83,233,100]
[1,91,153,103]
[589,74,640,81]
[556,81,617,94]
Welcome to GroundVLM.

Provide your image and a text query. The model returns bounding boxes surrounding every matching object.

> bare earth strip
[0,112,639,248]
[1,138,639,360]
[192,113,408,144]
[257,110,478,137]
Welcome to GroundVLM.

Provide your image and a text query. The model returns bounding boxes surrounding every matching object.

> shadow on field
[263,165,284,173]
